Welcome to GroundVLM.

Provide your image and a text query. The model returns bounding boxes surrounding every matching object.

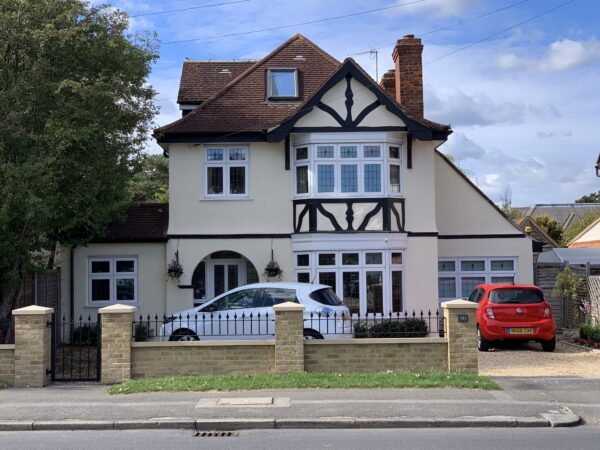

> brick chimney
[392,34,424,118]
[379,69,396,99]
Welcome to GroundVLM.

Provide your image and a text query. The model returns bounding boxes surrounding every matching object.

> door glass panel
[438,277,457,298]
[366,271,383,314]
[392,271,403,312]
[227,264,239,291]
[319,272,336,291]
[342,271,360,315]
[214,265,225,296]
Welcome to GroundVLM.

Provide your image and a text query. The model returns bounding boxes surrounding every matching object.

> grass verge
[108,371,499,394]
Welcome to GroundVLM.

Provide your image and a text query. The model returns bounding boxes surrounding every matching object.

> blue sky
[105,0,599,206]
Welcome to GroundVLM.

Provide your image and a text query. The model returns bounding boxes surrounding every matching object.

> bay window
[205,146,249,197]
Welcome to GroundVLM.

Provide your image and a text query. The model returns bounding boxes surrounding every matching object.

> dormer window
[267,68,298,100]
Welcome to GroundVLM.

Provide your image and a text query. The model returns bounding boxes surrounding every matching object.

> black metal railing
[304,310,444,338]
[52,314,100,382]
[132,312,275,341]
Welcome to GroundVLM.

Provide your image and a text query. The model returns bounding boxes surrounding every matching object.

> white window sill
[200,196,253,201]
[86,301,139,308]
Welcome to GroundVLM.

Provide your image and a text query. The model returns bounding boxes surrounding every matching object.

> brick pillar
[273,302,305,373]
[442,300,478,373]
[13,305,54,387]
[99,304,136,384]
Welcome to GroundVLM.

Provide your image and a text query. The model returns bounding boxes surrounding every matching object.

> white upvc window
[205,146,249,198]
[88,257,138,306]
[438,257,517,300]
[293,142,402,197]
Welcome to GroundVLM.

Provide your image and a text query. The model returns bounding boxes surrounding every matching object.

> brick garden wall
[0,345,15,385]
[131,341,275,378]
[304,338,448,373]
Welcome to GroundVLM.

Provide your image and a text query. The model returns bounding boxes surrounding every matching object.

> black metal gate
[51,314,101,382]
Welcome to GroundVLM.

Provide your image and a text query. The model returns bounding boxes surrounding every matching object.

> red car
[469,284,556,352]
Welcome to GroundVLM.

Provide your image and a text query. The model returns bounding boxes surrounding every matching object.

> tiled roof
[515,216,559,250]
[92,204,168,243]
[177,60,256,104]
[156,34,340,137]
[518,203,600,229]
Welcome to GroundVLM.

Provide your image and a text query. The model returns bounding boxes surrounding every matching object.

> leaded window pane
[365,252,382,265]
[343,271,360,315]
[317,164,335,192]
[392,270,403,312]
[438,277,456,298]
[364,164,381,192]
[461,277,485,298]
[366,271,383,314]
[207,148,224,161]
[229,166,246,194]
[491,276,515,283]
[461,260,485,272]
[389,146,400,159]
[207,167,223,194]
[318,253,336,266]
[296,147,308,160]
[342,253,359,265]
[296,166,308,194]
[340,145,357,158]
[341,164,358,193]
[228,148,246,161]
[438,261,456,272]
[491,260,514,271]
[390,164,400,193]
[363,145,381,158]
[316,145,334,158]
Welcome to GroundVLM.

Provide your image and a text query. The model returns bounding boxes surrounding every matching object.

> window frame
[266,68,299,100]
[88,256,138,307]
[204,146,250,199]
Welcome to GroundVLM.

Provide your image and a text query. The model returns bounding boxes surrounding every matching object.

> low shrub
[134,322,154,342]
[579,318,600,342]
[354,318,428,338]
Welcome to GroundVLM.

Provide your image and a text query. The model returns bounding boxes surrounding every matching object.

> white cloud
[396,0,481,17]
[498,38,600,72]
[443,131,486,160]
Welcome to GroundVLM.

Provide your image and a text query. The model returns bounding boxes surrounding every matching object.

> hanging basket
[263,260,282,279]
[168,251,184,280]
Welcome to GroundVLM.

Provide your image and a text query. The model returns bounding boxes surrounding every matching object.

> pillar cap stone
[441,299,478,309]
[12,305,54,315]
[273,302,305,312]
[98,304,137,314]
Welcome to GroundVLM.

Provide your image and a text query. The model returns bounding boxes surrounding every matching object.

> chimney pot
[403,34,415,39]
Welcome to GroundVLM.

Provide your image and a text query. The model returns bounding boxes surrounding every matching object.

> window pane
[392,270,403,312]
[389,146,400,159]
[228,148,246,161]
[342,253,359,265]
[391,253,402,265]
[297,272,310,283]
[91,261,110,273]
[296,147,308,160]
[316,145,334,158]
[341,164,358,193]
[438,277,456,298]
[297,254,309,267]
[438,261,456,272]
[116,278,135,301]
[364,164,381,192]
[491,276,515,283]
[317,164,335,193]
[91,279,110,302]
[229,167,246,194]
[207,148,224,161]
[207,167,223,194]
[270,70,296,97]
[390,164,400,193]
[211,288,260,310]
[319,272,336,290]
[340,145,357,158]
[318,253,336,265]
[365,252,382,265]
[366,271,383,314]
[364,145,381,158]
[343,271,360,315]
[116,260,134,273]
[491,260,514,271]
[296,166,308,194]
[461,260,485,272]
[461,277,485,298]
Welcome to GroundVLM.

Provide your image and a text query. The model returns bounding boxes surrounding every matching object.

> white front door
[206,259,246,299]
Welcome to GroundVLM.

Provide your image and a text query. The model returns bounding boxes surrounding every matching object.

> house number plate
[458,314,469,323]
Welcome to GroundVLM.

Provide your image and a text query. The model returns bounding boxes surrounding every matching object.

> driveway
[479,337,600,377]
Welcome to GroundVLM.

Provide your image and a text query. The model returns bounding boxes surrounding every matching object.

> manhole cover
[217,397,273,406]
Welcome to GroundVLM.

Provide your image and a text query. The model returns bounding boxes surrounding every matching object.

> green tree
[0,0,158,322]
[562,211,600,246]
[128,154,169,203]
[576,191,600,203]
[534,214,563,245]
[499,189,523,221]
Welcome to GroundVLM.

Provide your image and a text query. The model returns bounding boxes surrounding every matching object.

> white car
[162,282,351,341]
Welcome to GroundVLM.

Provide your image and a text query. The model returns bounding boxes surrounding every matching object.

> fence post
[99,304,136,385]
[442,300,478,373]
[12,305,54,387]
[273,302,305,373]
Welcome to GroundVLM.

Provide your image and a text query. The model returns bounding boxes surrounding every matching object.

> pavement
[0,377,591,431]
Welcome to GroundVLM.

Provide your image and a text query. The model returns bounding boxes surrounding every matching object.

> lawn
[108,371,499,394]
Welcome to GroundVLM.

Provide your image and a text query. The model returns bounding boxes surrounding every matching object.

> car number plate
[508,328,533,335]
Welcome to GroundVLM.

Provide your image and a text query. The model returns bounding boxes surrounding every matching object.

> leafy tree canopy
[562,211,600,246]
[128,154,169,203]
[534,214,563,245]
[0,0,158,317]
[576,191,600,203]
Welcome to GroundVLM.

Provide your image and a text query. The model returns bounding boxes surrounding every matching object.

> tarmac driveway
[479,337,600,377]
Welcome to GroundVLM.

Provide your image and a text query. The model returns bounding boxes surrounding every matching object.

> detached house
[59,34,534,320]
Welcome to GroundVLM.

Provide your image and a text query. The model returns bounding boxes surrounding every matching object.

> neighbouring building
[58,34,534,320]
[568,217,600,249]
